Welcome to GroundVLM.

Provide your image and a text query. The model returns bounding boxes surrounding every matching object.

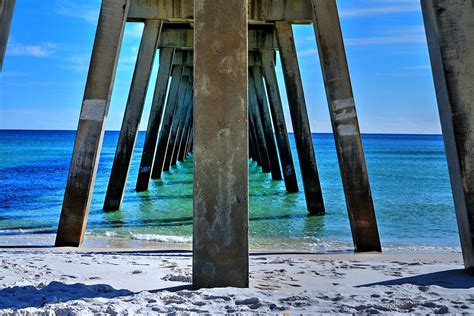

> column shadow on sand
[0,281,134,309]
[357,269,474,289]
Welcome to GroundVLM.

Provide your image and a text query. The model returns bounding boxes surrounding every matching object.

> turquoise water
[0,131,459,250]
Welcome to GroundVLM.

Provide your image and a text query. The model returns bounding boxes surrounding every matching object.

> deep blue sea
[0,130,460,251]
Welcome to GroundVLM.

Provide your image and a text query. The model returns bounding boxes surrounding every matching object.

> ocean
[0,130,460,252]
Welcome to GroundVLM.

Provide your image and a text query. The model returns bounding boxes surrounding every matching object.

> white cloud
[125,24,144,38]
[55,0,100,24]
[345,26,426,46]
[8,43,57,57]
[63,55,91,72]
[401,65,431,70]
[339,0,421,18]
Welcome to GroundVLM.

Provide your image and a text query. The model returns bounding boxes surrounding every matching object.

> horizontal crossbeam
[159,23,278,50]
[128,0,312,24]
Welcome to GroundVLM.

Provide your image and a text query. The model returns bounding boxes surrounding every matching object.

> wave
[93,231,193,244]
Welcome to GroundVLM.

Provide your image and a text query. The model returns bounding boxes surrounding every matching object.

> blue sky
[0,0,440,134]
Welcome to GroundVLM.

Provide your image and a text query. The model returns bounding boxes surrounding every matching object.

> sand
[0,243,472,315]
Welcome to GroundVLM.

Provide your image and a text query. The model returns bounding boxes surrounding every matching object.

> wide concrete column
[136,48,175,192]
[251,66,282,180]
[151,64,184,179]
[422,0,474,270]
[55,0,130,247]
[249,78,271,173]
[261,50,299,193]
[275,21,325,215]
[103,20,162,211]
[0,0,15,71]
[193,0,249,289]
[164,68,191,171]
[311,1,381,252]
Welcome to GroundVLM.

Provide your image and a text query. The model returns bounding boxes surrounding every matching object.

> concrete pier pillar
[248,135,255,161]
[0,0,15,71]
[251,66,282,180]
[177,93,193,161]
[249,78,271,173]
[103,20,162,211]
[184,125,193,157]
[422,0,474,269]
[193,0,249,289]
[176,78,194,163]
[163,70,190,171]
[261,50,299,193]
[249,111,262,166]
[55,0,130,246]
[151,65,184,179]
[136,48,175,192]
[275,21,325,215]
[311,0,381,252]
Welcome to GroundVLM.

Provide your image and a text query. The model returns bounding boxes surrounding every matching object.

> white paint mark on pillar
[332,98,355,111]
[337,123,357,136]
[80,99,107,122]
[335,109,356,121]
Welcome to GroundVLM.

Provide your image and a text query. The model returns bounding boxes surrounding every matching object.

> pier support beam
[311,0,381,252]
[136,47,175,192]
[0,0,15,71]
[175,78,193,164]
[249,110,262,166]
[251,66,282,180]
[249,77,271,173]
[164,68,191,171]
[151,65,184,179]
[56,0,130,246]
[261,50,299,192]
[177,85,194,162]
[193,0,249,289]
[103,20,162,211]
[422,0,474,269]
[275,21,325,215]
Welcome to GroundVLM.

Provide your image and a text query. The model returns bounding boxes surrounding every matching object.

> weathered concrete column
[248,110,262,166]
[55,0,130,247]
[184,124,193,157]
[311,0,381,252]
[252,66,283,180]
[422,0,474,269]
[261,50,299,193]
[178,84,194,161]
[163,70,190,171]
[249,78,271,173]
[193,0,249,289]
[248,135,255,161]
[275,21,325,215]
[0,0,15,71]
[103,20,162,211]
[171,78,194,166]
[151,65,184,179]
[136,48,175,192]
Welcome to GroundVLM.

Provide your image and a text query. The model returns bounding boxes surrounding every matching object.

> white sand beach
[0,243,472,314]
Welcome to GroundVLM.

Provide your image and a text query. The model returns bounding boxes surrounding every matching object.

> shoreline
[0,233,462,255]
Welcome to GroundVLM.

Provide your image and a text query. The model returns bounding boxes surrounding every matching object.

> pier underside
[54,0,474,288]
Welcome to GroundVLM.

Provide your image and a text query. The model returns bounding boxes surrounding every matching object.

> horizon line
[0,129,443,136]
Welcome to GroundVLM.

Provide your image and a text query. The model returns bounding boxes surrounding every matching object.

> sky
[0,0,441,134]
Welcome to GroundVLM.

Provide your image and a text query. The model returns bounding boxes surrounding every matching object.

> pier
[44,0,474,289]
